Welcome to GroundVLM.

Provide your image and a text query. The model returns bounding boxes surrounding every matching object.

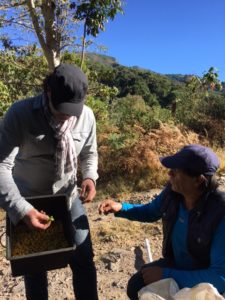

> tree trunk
[26,0,60,71]
[44,50,60,72]
[80,21,87,70]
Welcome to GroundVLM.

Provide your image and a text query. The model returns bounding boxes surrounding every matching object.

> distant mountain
[86,52,118,66]
[165,74,193,84]
[86,53,225,88]
[86,53,189,83]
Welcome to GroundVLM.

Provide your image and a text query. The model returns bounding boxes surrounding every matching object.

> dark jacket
[160,185,225,268]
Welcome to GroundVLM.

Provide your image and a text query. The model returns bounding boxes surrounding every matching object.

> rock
[108,260,120,272]
[112,281,118,287]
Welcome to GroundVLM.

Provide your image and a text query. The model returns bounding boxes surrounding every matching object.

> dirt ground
[0,189,162,300]
[0,178,225,300]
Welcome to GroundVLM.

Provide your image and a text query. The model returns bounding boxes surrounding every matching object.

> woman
[99,144,225,300]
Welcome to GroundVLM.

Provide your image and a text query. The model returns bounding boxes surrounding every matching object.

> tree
[174,67,224,138]
[202,67,222,92]
[0,0,123,71]
[74,0,123,69]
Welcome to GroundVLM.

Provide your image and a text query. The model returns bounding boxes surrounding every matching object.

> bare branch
[0,1,26,10]
[25,0,46,52]
[1,19,33,31]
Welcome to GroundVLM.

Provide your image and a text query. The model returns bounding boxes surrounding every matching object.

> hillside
[85,53,225,152]
[86,52,118,66]
[87,52,225,95]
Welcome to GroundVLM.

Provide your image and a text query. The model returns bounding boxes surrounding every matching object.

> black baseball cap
[160,144,219,176]
[48,63,88,117]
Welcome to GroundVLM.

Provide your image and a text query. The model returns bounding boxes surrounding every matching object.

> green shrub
[0,81,11,116]
[86,96,109,126]
[111,95,172,131]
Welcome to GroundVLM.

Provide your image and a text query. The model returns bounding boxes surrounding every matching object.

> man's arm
[0,104,49,228]
[0,105,34,224]
[79,108,98,202]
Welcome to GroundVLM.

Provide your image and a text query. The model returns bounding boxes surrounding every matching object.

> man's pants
[127,258,174,300]
[24,196,98,300]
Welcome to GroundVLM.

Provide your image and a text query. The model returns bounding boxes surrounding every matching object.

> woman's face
[168,168,200,195]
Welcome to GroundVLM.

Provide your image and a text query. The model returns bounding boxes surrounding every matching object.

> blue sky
[93,0,225,81]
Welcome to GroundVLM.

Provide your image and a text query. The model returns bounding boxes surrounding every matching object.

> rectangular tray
[6,194,75,276]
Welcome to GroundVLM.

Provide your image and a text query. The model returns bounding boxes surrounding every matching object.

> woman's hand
[98,199,122,215]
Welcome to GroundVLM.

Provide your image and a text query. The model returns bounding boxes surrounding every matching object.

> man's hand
[22,208,51,230]
[80,178,96,203]
[98,199,122,215]
[142,266,163,285]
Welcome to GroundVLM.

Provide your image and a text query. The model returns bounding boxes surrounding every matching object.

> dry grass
[0,208,5,221]
[215,148,225,175]
[91,215,163,263]
[0,209,6,257]
[98,123,208,193]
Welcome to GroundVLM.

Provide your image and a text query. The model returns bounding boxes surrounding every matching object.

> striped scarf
[44,104,77,185]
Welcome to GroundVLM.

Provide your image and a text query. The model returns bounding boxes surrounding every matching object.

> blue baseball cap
[160,144,220,175]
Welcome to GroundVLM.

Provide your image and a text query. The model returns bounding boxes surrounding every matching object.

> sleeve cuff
[83,177,96,186]
[8,201,34,225]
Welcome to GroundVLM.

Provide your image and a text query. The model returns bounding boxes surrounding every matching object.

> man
[99,144,225,299]
[0,63,98,300]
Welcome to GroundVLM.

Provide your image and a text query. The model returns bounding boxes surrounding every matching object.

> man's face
[47,91,72,122]
[168,168,200,195]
